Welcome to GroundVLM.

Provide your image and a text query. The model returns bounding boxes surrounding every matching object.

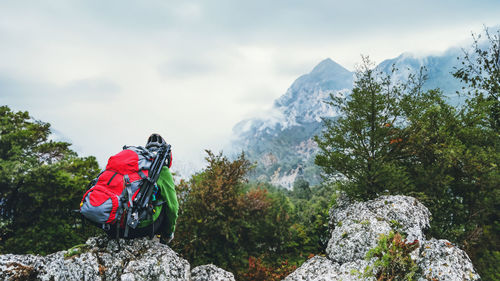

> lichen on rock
[327,195,429,263]
[417,238,480,281]
[285,195,480,281]
[0,236,230,281]
[191,264,235,281]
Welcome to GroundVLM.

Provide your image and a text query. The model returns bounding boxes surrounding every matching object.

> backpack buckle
[124,174,131,187]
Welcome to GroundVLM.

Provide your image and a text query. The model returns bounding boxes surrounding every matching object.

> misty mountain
[232,48,466,189]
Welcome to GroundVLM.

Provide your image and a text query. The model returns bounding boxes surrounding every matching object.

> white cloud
[0,0,499,174]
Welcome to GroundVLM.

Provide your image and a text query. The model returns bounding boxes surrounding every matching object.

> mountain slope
[232,59,353,188]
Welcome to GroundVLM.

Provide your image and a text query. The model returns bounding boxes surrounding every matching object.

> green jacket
[137,166,178,236]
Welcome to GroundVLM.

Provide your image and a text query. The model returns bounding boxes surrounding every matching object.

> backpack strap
[153,200,166,206]
[138,170,147,179]
[107,172,119,185]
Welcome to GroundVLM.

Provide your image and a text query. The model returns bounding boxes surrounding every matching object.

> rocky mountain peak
[275,58,353,110]
[310,58,351,78]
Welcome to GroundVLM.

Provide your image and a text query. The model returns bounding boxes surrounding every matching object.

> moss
[64,244,90,259]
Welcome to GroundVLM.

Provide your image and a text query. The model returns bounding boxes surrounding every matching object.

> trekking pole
[126,144,171,231]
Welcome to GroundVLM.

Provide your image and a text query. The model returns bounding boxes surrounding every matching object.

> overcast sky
[1,0,499,173]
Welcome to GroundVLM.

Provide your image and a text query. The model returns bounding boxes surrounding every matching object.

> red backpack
[80,146,155,230]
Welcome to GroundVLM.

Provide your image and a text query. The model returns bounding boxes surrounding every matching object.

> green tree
[172,152,306,279]
[0,106,100,255]
[451,27,500,280]
[454,27,500,131]
[313,48,499,278]
[172,151,259,270]
[288,181,336,255]
[292,178,311,200]
[399,80,499,281]
[315,57,420,199]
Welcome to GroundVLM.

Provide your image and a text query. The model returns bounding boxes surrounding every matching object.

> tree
[172,151,260,270]
[0,106,100,254]
[454,27,500,131]
[452,27,500,280]
[292,178,311,200]
[315,57,420,200]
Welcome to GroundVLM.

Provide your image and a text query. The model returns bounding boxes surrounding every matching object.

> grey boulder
[0,236,232,281]
[285,195,480,281]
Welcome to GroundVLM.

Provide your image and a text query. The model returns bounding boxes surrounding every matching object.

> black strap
[138,170,147,179]
[151,215,155,239]
[116,222,120,245]
[124,174,131,187]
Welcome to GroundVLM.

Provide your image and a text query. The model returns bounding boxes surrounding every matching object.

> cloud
[158,56,218,78]
[61,78,121,98]
[0,74,121,105]
[0,0,499,172]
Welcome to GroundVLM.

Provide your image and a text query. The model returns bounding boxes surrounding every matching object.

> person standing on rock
[80,133,179,244]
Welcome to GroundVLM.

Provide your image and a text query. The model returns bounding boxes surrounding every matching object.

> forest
[0,29,498,280]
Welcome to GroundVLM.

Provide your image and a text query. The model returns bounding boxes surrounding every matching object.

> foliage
[172,150,337,280]
[64,244,90,258]
[0,106,100,255]
[453,27,500,131]
[315,56,421,200]
[363,231,420,281]
[451,27,500,280]
[287,180,337,254]
[241,256,297,281]
[172,150,300,277]
[315,37,500,278]
[292,178,312,200]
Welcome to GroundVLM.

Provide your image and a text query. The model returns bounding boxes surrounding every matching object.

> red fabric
[130,188,141,207]
[80,188,93,208]
[129,169,149,182]
[96,171,123,195]
[89,188,110,206]
[106,149,139,174]
[107,195,119,223]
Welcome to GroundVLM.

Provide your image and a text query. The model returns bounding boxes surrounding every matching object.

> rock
[283,256,341,281]
[285,195,480,281]
[417,239,480,281]
[327,195,429,263]
[0,236,227,281]
[191,264,235,281]
[283,256,377,281]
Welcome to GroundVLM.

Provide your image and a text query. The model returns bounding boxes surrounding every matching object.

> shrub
[364,231,420,281]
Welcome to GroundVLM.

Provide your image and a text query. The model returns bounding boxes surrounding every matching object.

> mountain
[232,59,353,188]
[233,50,465,189]
[377,48,465,105]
